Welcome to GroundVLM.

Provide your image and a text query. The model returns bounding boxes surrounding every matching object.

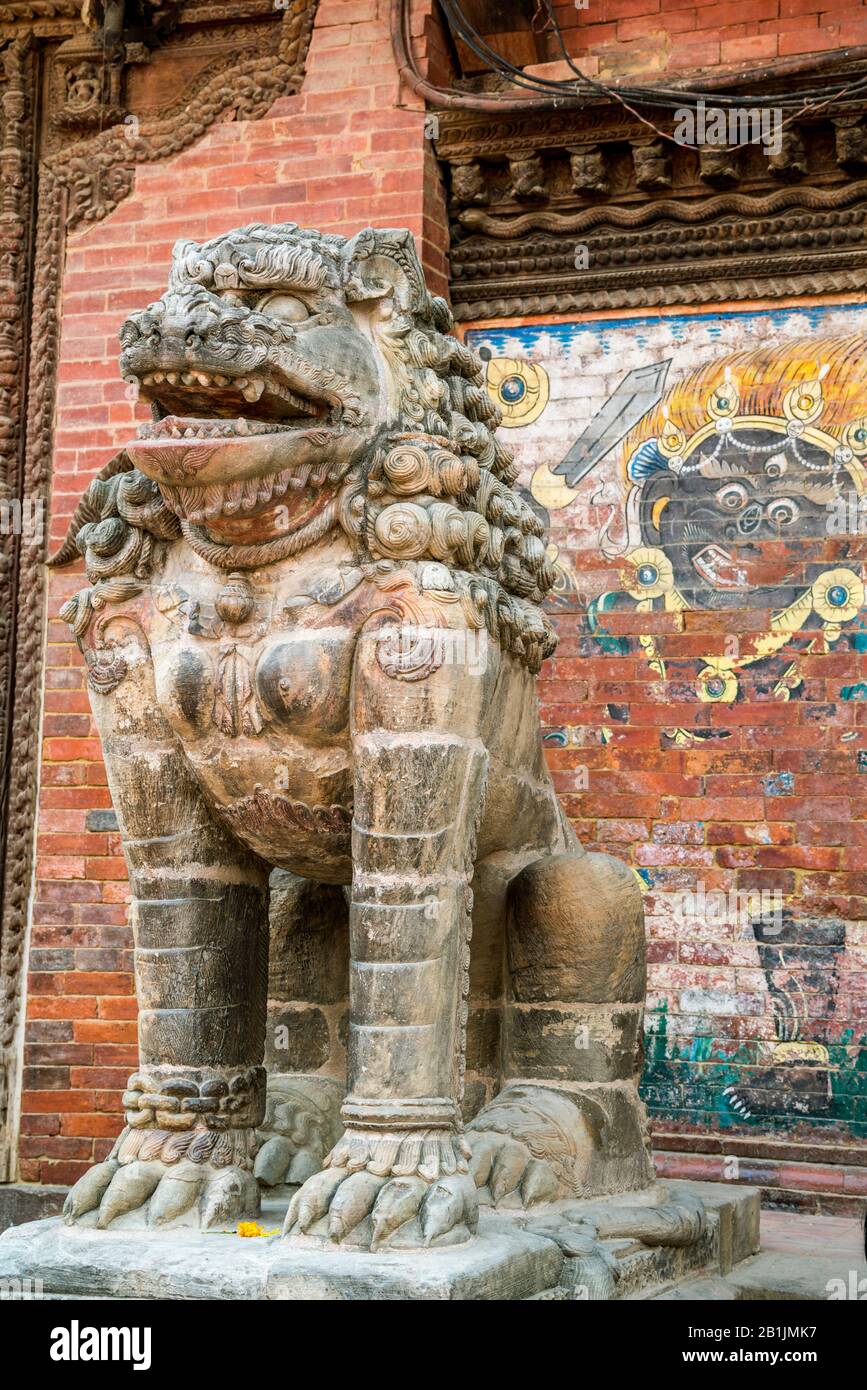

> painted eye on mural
[257,293,310,323]
[767,497,800,528]
[715,482,749,511]
[484,356,550,427]
[501,375,525,402]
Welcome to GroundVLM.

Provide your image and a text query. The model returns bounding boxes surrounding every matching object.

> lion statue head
[53,224,557,670]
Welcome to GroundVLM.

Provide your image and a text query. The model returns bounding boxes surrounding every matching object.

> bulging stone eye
[258,293,310,323]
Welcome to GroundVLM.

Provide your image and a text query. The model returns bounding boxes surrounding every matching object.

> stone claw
[97,1160,163,1228]
[468,1129,560,1210]
[199,1166,259,1231]
[147,1161,204,1227]
[256,1076,343,1190]
[62,1159,119,1225]
[282,1166,346,1236]
[63,1150,259,1232]
[283,1162,477,1250]
[370,1176,428,1250]
[253,1136,294,1187]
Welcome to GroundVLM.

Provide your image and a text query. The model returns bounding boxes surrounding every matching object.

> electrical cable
[442,0,867,141]
[392,0,867,136]
[539,0,867,129]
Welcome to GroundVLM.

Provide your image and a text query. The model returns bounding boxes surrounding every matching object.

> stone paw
[62,1131,260,1232]
[254,1075,343,1190]
[467,1084,601,1206]
[468,1129,561,1209]
[282,1166,479,1251]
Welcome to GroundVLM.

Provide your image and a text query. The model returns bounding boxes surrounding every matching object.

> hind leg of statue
[468,851,654,1210]
[254,875,348,1192]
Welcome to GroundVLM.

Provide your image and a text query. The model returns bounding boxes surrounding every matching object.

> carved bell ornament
[215,571,255,626]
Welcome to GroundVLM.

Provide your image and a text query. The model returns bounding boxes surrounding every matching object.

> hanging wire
[432,0,867,143]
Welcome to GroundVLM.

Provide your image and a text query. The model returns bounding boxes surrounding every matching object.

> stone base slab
[0,1183,67,1234]
[0,1181,761,1301]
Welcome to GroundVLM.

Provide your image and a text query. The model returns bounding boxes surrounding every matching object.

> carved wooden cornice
[0,0,317,1180]
[435,102,867,320]
[47,8,316,225]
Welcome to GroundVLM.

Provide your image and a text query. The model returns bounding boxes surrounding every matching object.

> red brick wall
[21,0,448,1187]
[546,0,867,78]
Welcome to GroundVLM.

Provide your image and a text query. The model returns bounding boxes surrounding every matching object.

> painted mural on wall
[468,306,867,1141]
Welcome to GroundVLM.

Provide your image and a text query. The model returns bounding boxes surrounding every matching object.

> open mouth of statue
[137,414,315,441]
[135,367,335,433]
[125,369,349,527]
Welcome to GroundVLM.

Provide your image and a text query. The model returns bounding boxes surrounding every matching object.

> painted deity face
[638,428,841,612]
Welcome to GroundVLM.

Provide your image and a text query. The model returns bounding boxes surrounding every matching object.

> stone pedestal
[0,1181,760,1301]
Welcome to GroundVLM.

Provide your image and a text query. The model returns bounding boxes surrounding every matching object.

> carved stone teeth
[215,375,230,387]
[138,414,320,442]
[166,372,179,385]
[182,372,196,385]
[267,379,321,416]
[204,484,224,519]
[223,479,243,514]
[289,464,311,490]
[195,372,210,386]
[242,377,265,403]
[235,378,248,390]
[152,371,165,382]
[154,460,335,521]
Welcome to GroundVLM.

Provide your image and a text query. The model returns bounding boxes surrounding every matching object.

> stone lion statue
[52,222,651,1249]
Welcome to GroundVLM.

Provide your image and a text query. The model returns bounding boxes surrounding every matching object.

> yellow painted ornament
[811,567,865,623]
[485,356,550,427]
[621,546,673,601]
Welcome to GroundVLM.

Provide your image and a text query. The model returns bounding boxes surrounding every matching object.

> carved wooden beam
[434,103,867,320]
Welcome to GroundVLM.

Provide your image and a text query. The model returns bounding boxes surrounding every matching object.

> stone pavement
[648,1208,866,1300]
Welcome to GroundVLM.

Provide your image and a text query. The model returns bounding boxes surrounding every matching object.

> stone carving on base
[51,221,655,1255]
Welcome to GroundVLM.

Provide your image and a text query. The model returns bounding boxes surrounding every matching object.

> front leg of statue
[283,614,487,1250]
[60,611,270,1232]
